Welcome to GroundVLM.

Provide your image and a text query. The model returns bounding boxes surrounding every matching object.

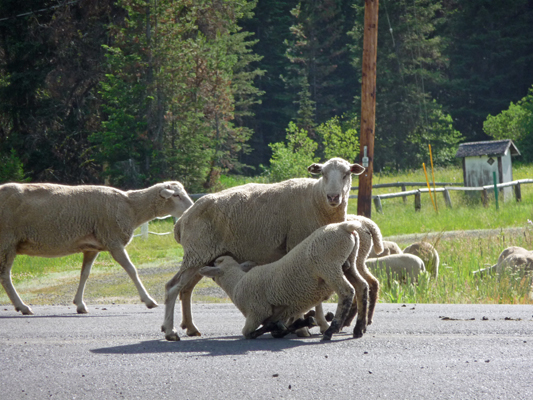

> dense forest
[1,0,533,192]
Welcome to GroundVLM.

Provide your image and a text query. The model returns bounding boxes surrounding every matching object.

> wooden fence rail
[135,179,533,238]
[362,179,533,214]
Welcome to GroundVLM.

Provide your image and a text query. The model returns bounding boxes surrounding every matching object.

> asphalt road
[1,302,532,399]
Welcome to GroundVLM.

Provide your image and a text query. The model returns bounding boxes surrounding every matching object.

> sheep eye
[173,193,181,199]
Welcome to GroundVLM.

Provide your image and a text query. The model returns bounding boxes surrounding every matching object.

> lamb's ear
[240,261,257,272]
[160,188,174,199]
[199,266,223,278]
[308,163,324,175]
[350,163,365,175]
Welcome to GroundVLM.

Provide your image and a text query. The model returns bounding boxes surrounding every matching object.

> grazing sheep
[0,181,193,315]
[199,221,362,340]
[344,214,384,327]
[368,241,402,258]
[473,246,533,299]
[366,254,426,284]
[403,241,440,278]
[162,158,366,341]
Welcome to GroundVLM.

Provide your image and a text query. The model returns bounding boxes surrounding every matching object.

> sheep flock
[1,158,529,342]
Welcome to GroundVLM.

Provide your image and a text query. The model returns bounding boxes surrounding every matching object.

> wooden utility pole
[357,0,379,218]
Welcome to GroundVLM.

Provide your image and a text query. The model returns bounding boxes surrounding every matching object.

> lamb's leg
[108,247,158,309]
[336,263,368,339]
[322,274,356,341]
[358,262,379,326]
[271,316,318,338]
[313,303,330,333]
[179,273,203,336]
[0,250,33,315]
[73,251,99,314]
[162,266,201,341]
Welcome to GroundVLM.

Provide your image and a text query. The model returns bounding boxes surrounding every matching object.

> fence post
[481,189,489,207]
[414,190,421,212]
[401,184,407,203]
[443,188,452,208]
[514,182,522,202]
[141,222,149,240]
[373,196,383,214]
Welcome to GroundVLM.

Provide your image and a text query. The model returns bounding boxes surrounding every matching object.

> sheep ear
[199,266,223,278]
[160,188,174,199]
[308,163,324,175]
[350,163,365,175]
[240,261,257,272]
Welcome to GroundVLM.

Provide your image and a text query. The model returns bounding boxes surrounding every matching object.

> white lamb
[0,181,193,315]
[162,158,366,341]
[403,241,440,278]
[345,214,384,327]
[366,254,426,284]
[199,221,362,341]
[368,240,402,258]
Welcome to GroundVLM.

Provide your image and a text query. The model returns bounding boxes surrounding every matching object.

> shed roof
[455,139,520,158]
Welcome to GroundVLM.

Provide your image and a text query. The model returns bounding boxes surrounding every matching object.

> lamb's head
[308,158,365,208]
[199,256,247,289]
[158,181,194,218]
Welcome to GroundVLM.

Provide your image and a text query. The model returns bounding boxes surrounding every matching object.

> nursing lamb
[0,181,193,315]
[162,158,366,341]
[199,221,362,341]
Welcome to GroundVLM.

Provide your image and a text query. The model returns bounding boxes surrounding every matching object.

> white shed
[455,140,520,201]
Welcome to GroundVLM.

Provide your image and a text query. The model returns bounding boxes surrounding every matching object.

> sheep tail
[365,219,384,256]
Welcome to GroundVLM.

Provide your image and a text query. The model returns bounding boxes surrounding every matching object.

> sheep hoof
[353,328,364,339]
[321,333,332,341]
[145,299,158,309]
[162,327,181,341]
[295,327,311,337]
[17,306,34,315]
[186,329,202,337]
[77,307,89,314]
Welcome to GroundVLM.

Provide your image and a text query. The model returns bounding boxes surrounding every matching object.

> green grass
[1,165,532,307]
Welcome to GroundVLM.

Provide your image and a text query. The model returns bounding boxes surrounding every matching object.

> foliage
[267,121,319,182]
[440,0,533,141]
[0,149,28,183]
[483,85,533,162]
[316,115,359,162]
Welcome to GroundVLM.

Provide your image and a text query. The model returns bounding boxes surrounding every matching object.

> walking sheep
[199,221,362,341]
[0,181,193,315]
[366,254,426,285]
[403,241,440,278]
[162,158,366,341]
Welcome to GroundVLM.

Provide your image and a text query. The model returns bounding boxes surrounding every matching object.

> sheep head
[159,181,194,218]
[308,158,365,208]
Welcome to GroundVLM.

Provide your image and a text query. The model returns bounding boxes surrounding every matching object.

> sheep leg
[162,267,201,341]
[248,321,287,339]
[72,251,99,314]
[0,250,33,315]
[271,316,318,338]
[178,273,203,336]
[108,247,158,309]
[313,303,330,334]
[322,275,356,341]
[340,263,368,339]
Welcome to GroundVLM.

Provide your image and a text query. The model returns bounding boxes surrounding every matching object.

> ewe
[473,246,533,299]
[366,254,426,285]
[403,241,439,278]
[199,221,362,341]
[0,181,193,315]
[368,240,402,258]
[162,158,366,341]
